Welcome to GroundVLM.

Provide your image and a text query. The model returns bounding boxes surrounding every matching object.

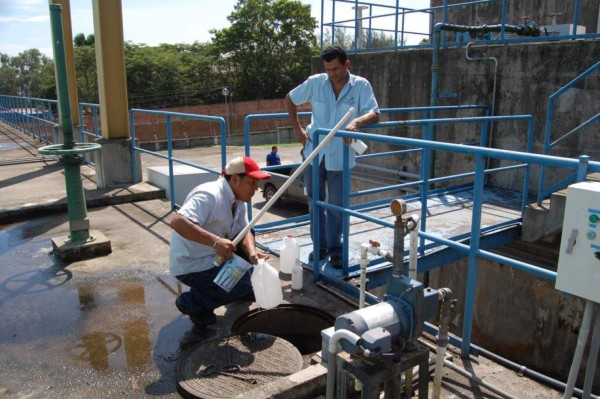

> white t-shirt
[169,176,248,276]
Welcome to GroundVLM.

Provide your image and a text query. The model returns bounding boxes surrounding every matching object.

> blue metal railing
[129,108,228,210]
[4,96,600,359]
[243,105,490,222]
[0,95,58,144]
[537,60,600,203]
[321,0,599,53]
[78,102,103,165]
[308,125,599,356]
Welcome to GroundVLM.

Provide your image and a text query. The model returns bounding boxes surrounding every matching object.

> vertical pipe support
[460,153,486,357]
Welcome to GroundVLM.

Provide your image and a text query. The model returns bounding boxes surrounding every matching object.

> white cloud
[0,15,48,23]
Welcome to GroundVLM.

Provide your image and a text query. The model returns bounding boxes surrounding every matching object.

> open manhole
[177,333,303,399]
[231,304,335,355]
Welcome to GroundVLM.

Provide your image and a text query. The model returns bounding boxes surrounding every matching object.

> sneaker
[308,248,328,261]
[176,296,217,327]
[175,295,188,315]
[331,255,343,269]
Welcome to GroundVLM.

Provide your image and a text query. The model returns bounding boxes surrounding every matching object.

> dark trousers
[176,251,254,319]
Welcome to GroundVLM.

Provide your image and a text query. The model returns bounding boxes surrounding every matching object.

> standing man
[169,156,270,328]
[266,145,281,166]
[285,45,379,269]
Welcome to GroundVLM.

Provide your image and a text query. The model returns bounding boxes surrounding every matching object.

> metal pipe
[583,303,600,398]
[425,320,600,399]
[433,288,453,399]
[407,214,420,280]
[326,329,362,399]
[409,229,418,280]
[419,337,515,399]
[430,22,540,179]
[358,241,394,309]
[49,4,74,148]
[465,42,498,173]
[359,243,369,309]
[564,300,595,399]
[442,359,515,399]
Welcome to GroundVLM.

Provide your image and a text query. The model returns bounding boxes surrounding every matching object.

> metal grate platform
[256,186,523,274]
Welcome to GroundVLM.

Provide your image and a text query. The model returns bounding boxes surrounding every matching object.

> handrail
[0,95,58,144]
[129,108,227,210]
[321,0,598,53]
[537,60,600,203]
[309,126,599,356]
[243,105,490,221]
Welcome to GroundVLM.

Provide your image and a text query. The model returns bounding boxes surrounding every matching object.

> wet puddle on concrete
[0,223,190,395]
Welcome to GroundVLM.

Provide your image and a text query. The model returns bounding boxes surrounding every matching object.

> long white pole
[233,107,355,246]
[214,107,355,266]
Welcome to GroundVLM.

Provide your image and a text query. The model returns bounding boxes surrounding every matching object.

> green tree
[0,53,18,95]
[74,33,95,47]
[124,42,221,109]
[10,49,54,98]
[73,45,98,102]
[211,0,318,101]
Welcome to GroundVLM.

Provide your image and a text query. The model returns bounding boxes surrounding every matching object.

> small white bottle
[351,139,368,155]
[292,259,303,290]
[280,234,299,274]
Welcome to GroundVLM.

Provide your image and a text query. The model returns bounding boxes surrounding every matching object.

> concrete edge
[232,363,328,399]
[0,183,166,224]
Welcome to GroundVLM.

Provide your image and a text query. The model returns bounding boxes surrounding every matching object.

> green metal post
[50,4,75,149]
[49,4,91,243]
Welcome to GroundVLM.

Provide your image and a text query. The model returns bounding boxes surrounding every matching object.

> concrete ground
[0,122,565,399]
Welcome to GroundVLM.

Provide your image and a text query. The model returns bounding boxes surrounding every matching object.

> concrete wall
[82,98,311,144]
[428,254,598,389]
[315,39,600,194]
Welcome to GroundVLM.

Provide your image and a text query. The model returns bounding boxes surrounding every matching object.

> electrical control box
[556,181,600,302]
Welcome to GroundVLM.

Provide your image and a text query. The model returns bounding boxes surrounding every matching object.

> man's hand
[214,237,236,261]
[248,251,269,265]
[295,126,310,145]
[343,118,361,144]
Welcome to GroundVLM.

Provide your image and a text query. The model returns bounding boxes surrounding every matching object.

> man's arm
[285,93,309,145]
[345,110,379,132]
[238,231,260,265]
[170,212,236,260]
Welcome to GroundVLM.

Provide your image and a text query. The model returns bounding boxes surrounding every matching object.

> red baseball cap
[223,156,271,180]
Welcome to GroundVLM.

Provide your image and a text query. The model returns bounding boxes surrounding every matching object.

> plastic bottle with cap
[251,259,283,309]
[280,234,299,274]
[292,259,303,290]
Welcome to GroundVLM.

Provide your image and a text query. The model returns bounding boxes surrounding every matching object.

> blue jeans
[304,159,344,257]
[176,252,254,320]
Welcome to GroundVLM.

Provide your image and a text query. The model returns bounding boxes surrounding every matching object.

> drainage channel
[176,304,334,399]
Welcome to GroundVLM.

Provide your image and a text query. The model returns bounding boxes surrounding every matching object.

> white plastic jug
[280,234,300,274]
[251,259,283,309]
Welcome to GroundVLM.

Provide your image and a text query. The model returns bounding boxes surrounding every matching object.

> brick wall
[83,98,311,143]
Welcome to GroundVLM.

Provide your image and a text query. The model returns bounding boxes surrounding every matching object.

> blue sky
[0,0,430,58]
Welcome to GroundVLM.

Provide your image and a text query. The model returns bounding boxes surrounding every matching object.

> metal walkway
[256,184,523,282]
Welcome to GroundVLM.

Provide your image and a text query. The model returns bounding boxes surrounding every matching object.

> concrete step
[521,172,600,242]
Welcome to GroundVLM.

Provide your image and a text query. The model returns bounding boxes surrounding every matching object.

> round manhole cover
[177,333,303,399]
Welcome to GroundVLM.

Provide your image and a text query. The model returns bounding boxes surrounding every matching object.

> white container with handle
[251,259,283,309]
[280,234,299,274]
